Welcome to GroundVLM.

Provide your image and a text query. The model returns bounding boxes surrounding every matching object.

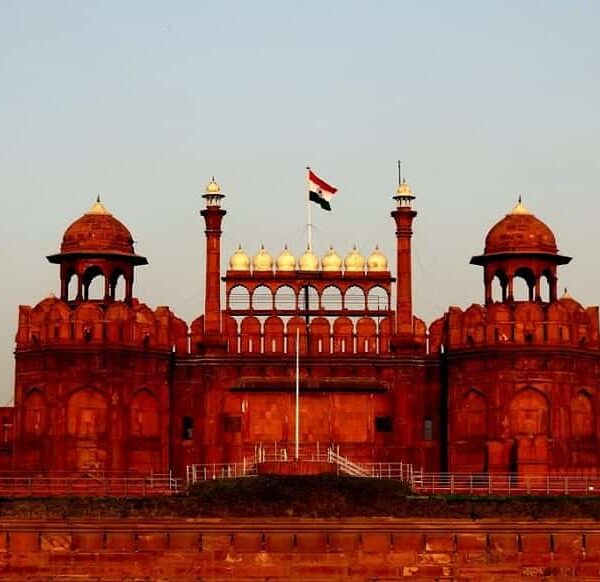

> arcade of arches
[3,183,600,478]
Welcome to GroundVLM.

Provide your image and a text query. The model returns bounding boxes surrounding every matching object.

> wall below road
[0,517,599,580]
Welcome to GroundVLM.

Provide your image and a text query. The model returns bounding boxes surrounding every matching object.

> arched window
[298,285,319,311]
[66,271,78,302]
[345,286,365,310]
[252,285,273,310]
[571,391,594,438]
[111,270,126,301]
[83,266,106,301]
[541,269,553,303]
[228,285,250,310]
[321,286,342,311]
[274,286,296,310]
[512,267,535,302]
[491,270,508,302]
[367,286,389,311]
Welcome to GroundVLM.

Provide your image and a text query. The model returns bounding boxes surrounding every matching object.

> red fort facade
[4,178,600,478]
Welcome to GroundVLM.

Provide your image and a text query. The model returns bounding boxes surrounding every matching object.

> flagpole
[306,166,312,249]
[295,327,300,461]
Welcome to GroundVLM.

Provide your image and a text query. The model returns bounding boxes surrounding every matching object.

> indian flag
[308,169,338,211]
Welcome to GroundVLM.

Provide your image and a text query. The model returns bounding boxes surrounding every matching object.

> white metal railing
[186,443,416,486]
[327,448,370,477]
[0,471,180,497]
[410,471,600,496]
[186,460,258,484]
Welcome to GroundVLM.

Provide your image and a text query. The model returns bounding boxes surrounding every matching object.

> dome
[60,198,135,255]
[322,246,342,271]
[253,245,273,271]
[229,245,251,271]
[367,245,388,272]
[484,200,557,255]
[205,177,221,194]
[344,246,365,272]
[299,247,319,271]
[276,245,296,271]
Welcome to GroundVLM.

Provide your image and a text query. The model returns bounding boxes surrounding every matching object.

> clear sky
[1,1,599,401]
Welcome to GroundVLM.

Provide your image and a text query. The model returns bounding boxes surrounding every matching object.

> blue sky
[1,1,599,399]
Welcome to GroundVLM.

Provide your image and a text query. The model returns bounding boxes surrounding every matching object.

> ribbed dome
[344,246,365,272]
[321,246,342,272]
[61,198,135,255]
[276,245,296,271]
[253,245,273,271]
[229,244,251,271]
[367,245,388,272]
[485,200,557,255]
[299,247,319,271]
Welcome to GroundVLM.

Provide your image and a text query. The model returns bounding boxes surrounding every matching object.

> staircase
[327,448,371,477]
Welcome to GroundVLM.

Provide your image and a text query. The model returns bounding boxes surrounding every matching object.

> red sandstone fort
[2,176,598,480]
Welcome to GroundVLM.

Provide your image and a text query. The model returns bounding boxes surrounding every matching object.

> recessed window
[424,418,434,441]
[375,416,393,433]
[182,416,194,440]
[224,415,242,433]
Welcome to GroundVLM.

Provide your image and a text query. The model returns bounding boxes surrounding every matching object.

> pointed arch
[321,286,342,310]
[229,285,250,310]
[509,387,549,437]
[130,389,159,437]
[309,317,331,354]
[367,286,389,312]
[274,285,296,310]
[344,286,365,310]
[298,285,319,310]
[356,317,377,353]
[333,317,354,353]
[83,265,106,301]
[456,389,487,439]
[67,388,108,437]
[252,285,273,310]
[571,390,595,438]
[287,317,307,355]
[23,389,46,437]
[264,316,284,353]
[240,316,261,353]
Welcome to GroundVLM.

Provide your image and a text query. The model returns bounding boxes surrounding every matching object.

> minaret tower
[391,177,417,339]
[201,178,226,343]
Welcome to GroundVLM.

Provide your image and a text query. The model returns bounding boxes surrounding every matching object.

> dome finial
[510,196,531,215]
[87,196,111,216]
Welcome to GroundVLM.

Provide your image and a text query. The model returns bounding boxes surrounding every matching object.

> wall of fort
[0,517,599,580]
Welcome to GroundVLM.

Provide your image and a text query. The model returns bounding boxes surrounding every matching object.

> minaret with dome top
[200,178,227,346]
[391,178,417,340]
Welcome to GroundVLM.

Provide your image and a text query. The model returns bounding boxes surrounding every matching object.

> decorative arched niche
[508,388,549,437]
[130,389,160,437]
[456,389,486,439]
